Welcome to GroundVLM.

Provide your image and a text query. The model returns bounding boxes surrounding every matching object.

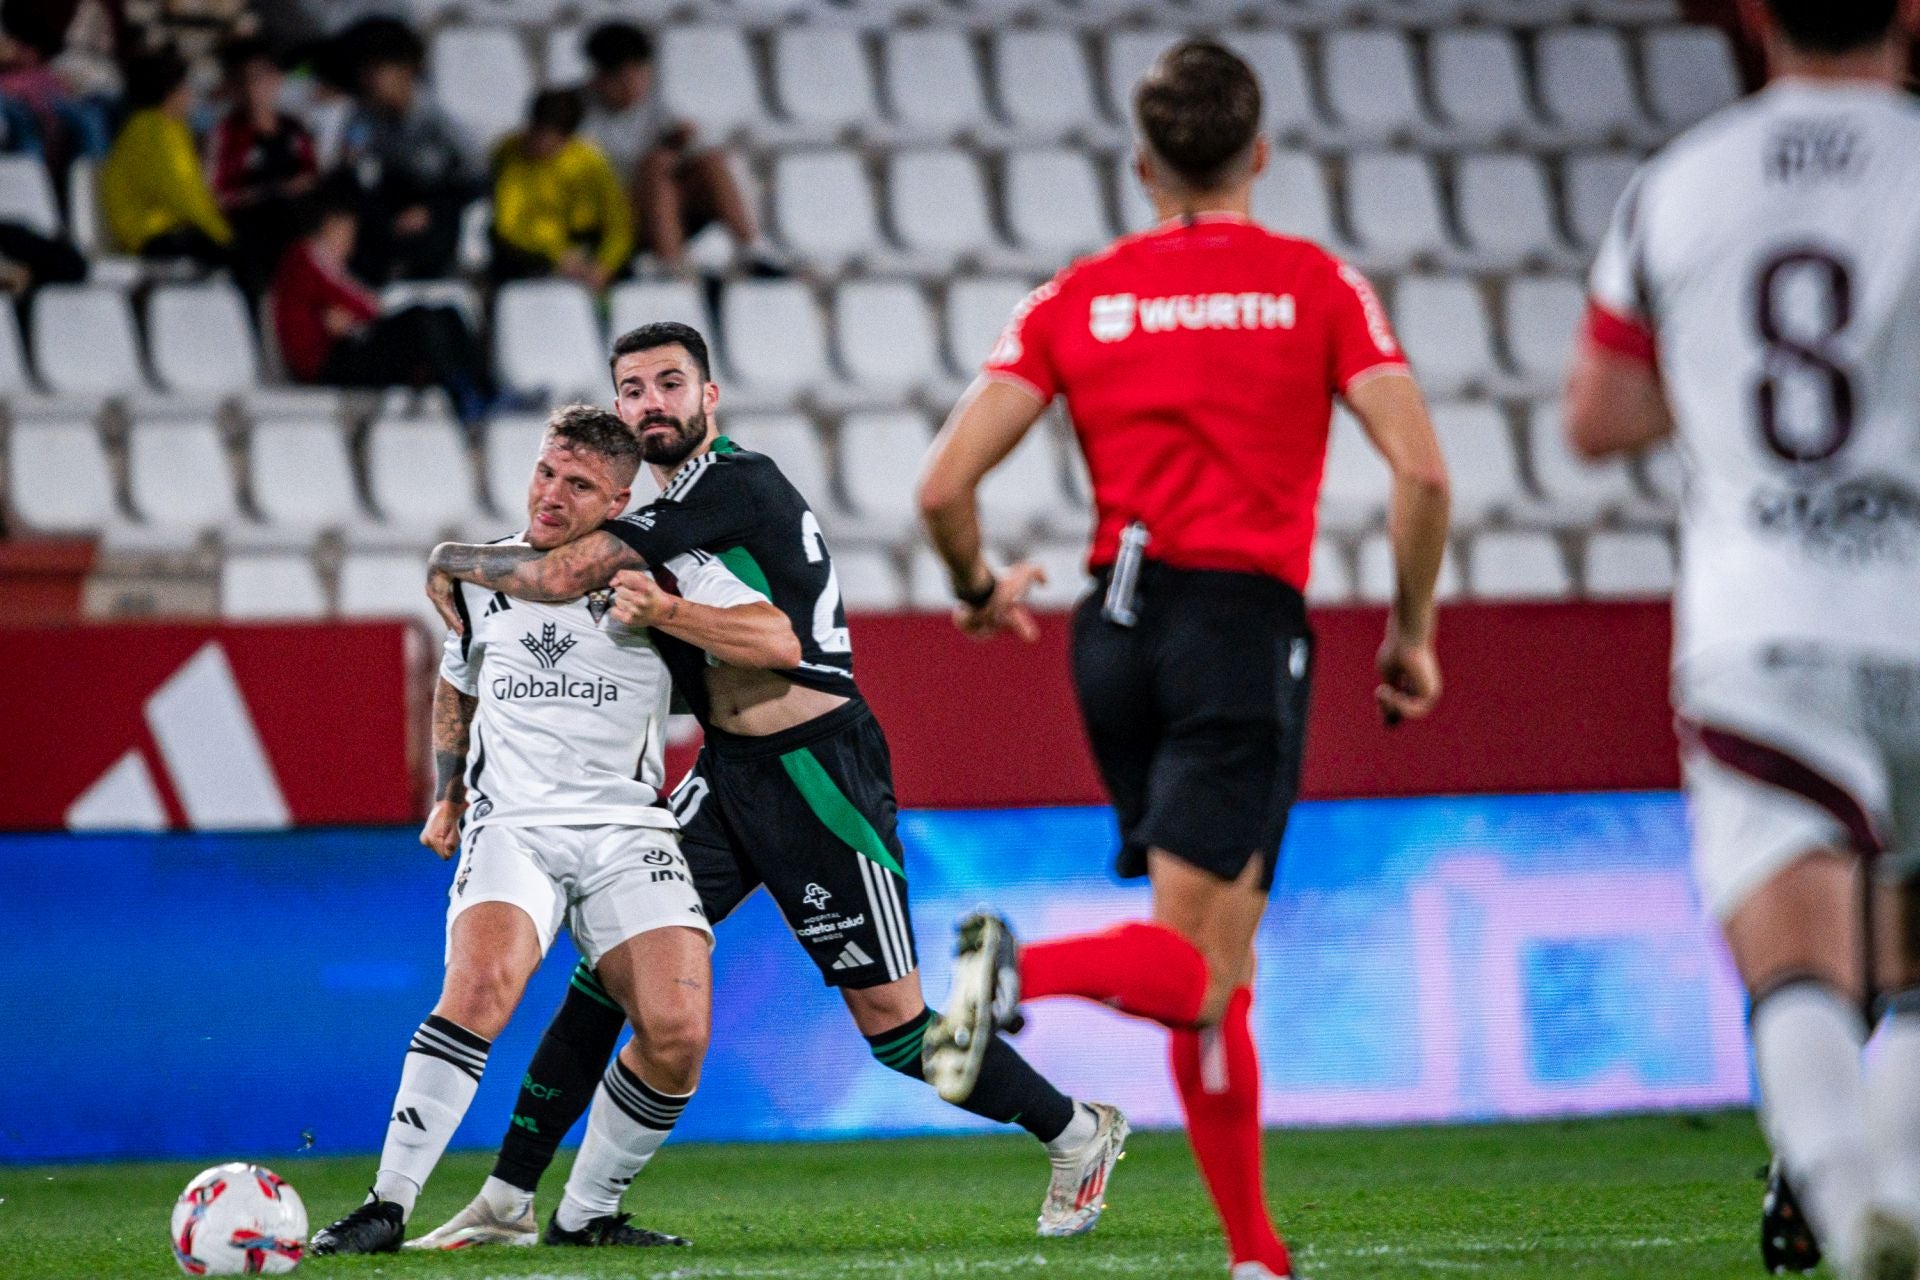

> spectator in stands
[0,219,85,297]
[340,20,478,283]
[98,46,233,269]
[0,0,115,169]
[209,36,317,294]
[489,88,630,290]
[272,186,497,426]
[579,22,780,277]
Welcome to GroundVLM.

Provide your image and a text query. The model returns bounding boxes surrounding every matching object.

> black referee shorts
[665,698,917,990]
[1071,562,1314,892]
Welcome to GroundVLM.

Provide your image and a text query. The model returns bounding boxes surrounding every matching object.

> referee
[916,40,1450,1279]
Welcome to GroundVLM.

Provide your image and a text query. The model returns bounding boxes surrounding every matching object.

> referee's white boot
[1037,1101,1130,1237]
[925,910,1021,1104]
[1228,1263,1293,1279]
[403,1191,538,1250]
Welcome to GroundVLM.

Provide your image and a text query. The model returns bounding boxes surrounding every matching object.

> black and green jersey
[598,436,858,725]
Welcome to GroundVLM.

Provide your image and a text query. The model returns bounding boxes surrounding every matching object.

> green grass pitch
[0,1112,1775,1279]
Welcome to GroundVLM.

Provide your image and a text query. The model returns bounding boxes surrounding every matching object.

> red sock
[1018,921,1208,1027]
[1170,987,1289,1273]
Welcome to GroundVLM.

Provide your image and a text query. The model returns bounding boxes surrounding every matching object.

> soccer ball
[170,1163,307,1275]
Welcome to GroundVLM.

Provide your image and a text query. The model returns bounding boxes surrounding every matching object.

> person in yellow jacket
[98,47,232,266]
[490,89,632,291]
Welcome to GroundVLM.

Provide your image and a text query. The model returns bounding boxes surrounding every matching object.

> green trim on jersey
[569,959,618,1010]
[718,545,771,597]
[711,436,738,454]
[779,747,905,878]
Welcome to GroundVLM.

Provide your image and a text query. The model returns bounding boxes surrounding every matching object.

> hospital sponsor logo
[797,913,866,940]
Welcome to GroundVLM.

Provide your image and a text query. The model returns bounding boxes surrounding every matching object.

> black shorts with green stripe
[667,697,916,989]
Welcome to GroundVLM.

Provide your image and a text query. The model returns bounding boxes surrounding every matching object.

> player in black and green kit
[413,323,1128,1250]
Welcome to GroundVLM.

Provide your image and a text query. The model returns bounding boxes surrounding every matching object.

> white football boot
[1229,1263,1294,1279]
[402,1192,538,1250]
[1037,1102,1130,1237]
[925,911,1021,1104]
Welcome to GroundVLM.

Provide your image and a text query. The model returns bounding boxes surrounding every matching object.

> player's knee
[631,1005,708,1088]
[435,967,522,1040]
[1193,949,1254,1027]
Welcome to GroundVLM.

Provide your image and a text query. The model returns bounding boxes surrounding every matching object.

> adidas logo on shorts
[831,941,874,971]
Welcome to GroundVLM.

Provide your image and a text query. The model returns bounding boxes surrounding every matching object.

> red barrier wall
[0,603,1677,831]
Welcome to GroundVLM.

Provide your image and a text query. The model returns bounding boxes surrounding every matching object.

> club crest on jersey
[521,622,577,669]
[1090,293,1136,342]
[586,589,613,623]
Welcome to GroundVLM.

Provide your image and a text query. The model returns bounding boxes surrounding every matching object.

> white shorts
[448,822,712,968]
[1679,644,1920,921]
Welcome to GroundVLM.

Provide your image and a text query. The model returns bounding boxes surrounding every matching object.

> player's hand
[954,561,1047,643]
[609,569,681,629]
[420,798,465,860]
[427,568,462,633]
[1375,632,1441,727]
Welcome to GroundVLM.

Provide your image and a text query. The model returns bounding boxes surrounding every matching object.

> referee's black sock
[865,1007,1075,1144]
[490,960,627,1194]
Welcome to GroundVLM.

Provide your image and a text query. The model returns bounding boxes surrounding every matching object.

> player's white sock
[1866,993,1920,1225]
[1752,980,1873,1270]
[373,1015,491,1219]
[555,1058,691,1231]
[1044,1102,1099,1160]
[479,1174,535,1221]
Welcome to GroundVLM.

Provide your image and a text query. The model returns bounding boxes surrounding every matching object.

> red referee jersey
[984,214,1407,590]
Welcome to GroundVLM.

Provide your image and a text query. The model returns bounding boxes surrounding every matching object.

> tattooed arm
[428,531,644,631]
[420,676,477,859]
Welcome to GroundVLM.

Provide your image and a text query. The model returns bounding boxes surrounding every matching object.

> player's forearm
[655,601,802,671]
[431,678,477,804]
[919,494,993,600]
[430,534,634,602]
[1386,467,1450,644]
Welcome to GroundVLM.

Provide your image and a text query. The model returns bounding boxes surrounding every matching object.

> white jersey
[438,538,767,831]
[1588,80,1920,668]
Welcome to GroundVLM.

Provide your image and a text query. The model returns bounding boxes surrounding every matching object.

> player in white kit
[312,405,790,1255]
[1564,3,1920,1277]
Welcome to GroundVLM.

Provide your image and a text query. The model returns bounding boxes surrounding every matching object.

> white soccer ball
[170,1163,307,1275]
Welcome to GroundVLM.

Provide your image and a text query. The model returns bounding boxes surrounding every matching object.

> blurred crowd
[0,1,783,422]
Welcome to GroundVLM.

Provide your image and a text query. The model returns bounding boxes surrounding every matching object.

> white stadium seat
[944,277,1033,374]
[338,550,446,634]
[992,31,1110,145]
[888,148,1004,271]
[1102,30,1185,122]
[1503,276,1584,394]
[772,150,887,272]
[66,156,99,256]
[838,409,934,540]
[835,546,906,610]
[1584,529,1675,597]
[0,302,34,396]
[1428,30,1537,145]
[1454,153,1570,270]
[1023,540,1093,609]
[1222,32,1322,140]
[1321,30,1432,144]
[979,426,1065,539]
[541,24,589,86]
[125,416,238,540]
[1356,529,1464,602]
[484,414,545,515]
[1432,401,1526,524]
[147,283,260,398]
[0,154,60,235]
[1524,400,1648,523]
[1565,152,1641,250]
[720,280,846,407]
[1252,150,1340,247]
[724,413,845,534]
[492,279,604,399]
[222,552,328,619]
[906,545,959,612]
[1318,406,1389,532]
[1343,152,1455,269]
[246,418,370,544]
[1643,26,1741,128]
[7,417,118,533]
[1004,147,1110,261]
[1638,441,1684,514]
[881,30,994,143]
[1306,539,1353,605]
[364,418,486,542]
[33,284,148,396]
[608,278,709,338]
[1536,27,1650,142]
[834,280,951,400]
[772,28,881,141]
[1469,529,1571,599]
[429,26,533,149]
[1393,275,1502,398]
[659,27,768,142]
